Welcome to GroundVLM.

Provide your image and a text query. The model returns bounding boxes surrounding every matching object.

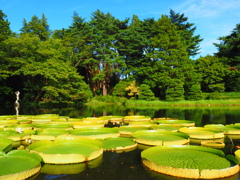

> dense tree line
[0,9,239,105]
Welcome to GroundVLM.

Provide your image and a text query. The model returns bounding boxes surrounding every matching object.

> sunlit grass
[125,99,240,107]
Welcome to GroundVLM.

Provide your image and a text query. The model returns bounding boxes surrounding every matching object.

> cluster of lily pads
[0,114,240,179]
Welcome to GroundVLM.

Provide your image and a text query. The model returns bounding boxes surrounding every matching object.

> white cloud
[180,0,240,19]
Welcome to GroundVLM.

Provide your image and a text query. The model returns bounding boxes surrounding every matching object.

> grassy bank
[85,93,240,107]
[124,99,240,107]
[85,97,240,107]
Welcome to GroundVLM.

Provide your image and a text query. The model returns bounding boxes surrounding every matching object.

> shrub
[138,84,155,101]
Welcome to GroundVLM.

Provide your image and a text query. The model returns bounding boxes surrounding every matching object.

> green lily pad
[0,149,42,179]
[28,138,103,164]
[179,127,224,139]
[101,137,137,151]
[133,130,189,146]
[142,145,239,179]
[0,137,13,152]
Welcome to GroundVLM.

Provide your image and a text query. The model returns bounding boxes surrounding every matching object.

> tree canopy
[0,9,239,105]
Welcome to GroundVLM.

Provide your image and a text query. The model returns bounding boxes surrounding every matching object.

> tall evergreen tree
[20,14,51,41]
[0,10,12,42]
[118,15,149,78]
[214,24,240,69]
[138,84,155,101]
[140,15,193,99]
[195,55,228,92]
[168,9,203,57]
[0,10,13,103]
[89,10,128,96]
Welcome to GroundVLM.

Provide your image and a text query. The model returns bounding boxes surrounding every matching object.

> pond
[1,104,240,180]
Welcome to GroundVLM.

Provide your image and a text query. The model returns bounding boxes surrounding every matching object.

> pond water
[1,104,240,180]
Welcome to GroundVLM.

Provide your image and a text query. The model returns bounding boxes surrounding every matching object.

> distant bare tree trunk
[103,80,107,96]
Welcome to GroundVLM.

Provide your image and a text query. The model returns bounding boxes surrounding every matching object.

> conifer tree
[0,10,12,42]
[138,84,155,101]
[20,14,51,41]
[141,15,192,99]
[168,9,203,57]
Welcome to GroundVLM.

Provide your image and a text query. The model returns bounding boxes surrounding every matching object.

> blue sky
[1,0,240,59]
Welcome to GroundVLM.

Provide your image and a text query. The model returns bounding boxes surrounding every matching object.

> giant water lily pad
[123,115,151,123]
[31,129,67,141]
[101,137,137,151]
[0,149,42,180]
[118,126,150,137]
[225,124,240,135]
[28,138,103,164]
[153,119,195,127]
[132,130,190,146]
[204,124,226,131]
[0,137,13,152]
[68,128,119,139]
[141,145,239,179]
[179,127,224,139]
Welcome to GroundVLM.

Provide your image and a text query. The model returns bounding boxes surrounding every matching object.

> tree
[186,84,203,100]
[125,81,139,99]
[118,15,149,78]
[0,10,12,42]
[112,81,130,97]
[0,10,13,103]
[166,79,185,101]
[168,9,203,57]
[214,24,240,92]
[214,24,240,69]
[138,84,155,101]
[20,14,51,41]
[139,15,192,99]
[195,55,228,92]
[1,33,92,104]
[88,10,128,96]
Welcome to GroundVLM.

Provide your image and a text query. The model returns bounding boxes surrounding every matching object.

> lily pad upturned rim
[0,149,42,179]
[101,137,137,151]
[28,138,103,164]
[141,145,239,179]
[132,130,190,146]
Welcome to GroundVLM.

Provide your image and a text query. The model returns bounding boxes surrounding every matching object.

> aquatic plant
[28,138,103,164]
[0,149,42,179]
[0,137,13,152]
[68,127,120,139]
[141,145,239,179]
[179,127,224,139]
[101,137,137,151]
[132,130,190,146]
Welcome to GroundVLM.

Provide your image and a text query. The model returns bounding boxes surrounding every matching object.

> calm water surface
[1,104,240,180]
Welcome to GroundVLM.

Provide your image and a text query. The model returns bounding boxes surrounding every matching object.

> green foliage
[138,84,155,101]
[20,14,51,41]
[166,80,185,101]
[186,84,203,100]
[112,81,130,97]
[0,10,12,42]
[168,9,203,57]
[93,95,127,104]
[1,9,239,104]
[1,33,92,104]
[214,24,240,69]
[195,55,228,93]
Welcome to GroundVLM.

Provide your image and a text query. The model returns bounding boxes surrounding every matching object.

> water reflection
[2,105,240,127]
